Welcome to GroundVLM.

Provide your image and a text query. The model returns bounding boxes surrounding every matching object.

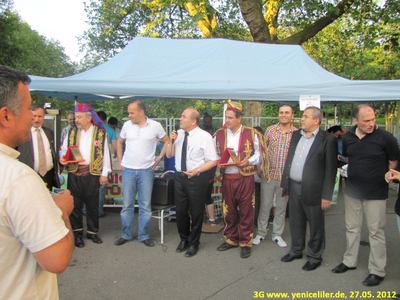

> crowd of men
[2,65,400,299]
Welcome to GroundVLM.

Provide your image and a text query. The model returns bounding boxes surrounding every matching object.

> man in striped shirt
[253,105,297,247]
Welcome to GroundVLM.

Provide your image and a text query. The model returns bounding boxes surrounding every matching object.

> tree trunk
[238,0,271,43]
[243,101,263,127]
[238,0,354,45]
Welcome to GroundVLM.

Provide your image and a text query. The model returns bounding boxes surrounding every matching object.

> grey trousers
[342,195,387,277]
[288,180,325,263]
[257,177,288,238]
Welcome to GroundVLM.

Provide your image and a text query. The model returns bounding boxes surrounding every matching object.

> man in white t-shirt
[0,65,74,299]
[115,100,169,247]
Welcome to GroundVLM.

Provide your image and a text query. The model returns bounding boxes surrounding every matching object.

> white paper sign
[299,95,321,110]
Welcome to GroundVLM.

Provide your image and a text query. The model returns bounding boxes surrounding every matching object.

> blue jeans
[120,167,154,241]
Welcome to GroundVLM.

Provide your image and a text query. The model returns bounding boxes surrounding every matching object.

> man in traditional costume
[214,101,269,258]
[60,103,111,248]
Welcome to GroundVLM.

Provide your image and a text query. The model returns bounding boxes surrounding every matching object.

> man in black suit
[17,104,60,190]
[280,106,337,271]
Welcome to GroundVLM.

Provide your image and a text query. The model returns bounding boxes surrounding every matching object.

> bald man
[166,108,218,257]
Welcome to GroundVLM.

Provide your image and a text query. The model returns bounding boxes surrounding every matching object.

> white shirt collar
[31,126,43,132]
[228,125,242,136]
[300,127,319,138]
[0,143,20,159]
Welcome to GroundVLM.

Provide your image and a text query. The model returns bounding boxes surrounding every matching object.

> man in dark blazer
[280,106,337,271]
[17,104,60,190]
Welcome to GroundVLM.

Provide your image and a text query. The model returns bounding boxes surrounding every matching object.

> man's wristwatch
[158,156,163,160]
[196,169,200,176]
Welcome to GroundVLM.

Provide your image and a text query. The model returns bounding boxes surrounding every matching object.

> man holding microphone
[166,107,218,257]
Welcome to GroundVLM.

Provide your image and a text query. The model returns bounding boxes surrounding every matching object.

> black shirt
[343,125,399,200]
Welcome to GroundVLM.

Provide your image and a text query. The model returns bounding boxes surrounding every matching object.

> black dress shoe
[75,237,84,248]
[185,245,199,257]
[217,242,238,251]
[302,261,321,271]
[240,247,251,259]
[115,238,127,246]
[87,234,102,244]
[143,239,154,247]
[331,262,356,274]
[362,274,384,287]
[176,241,189,253]
[281,253,302,262]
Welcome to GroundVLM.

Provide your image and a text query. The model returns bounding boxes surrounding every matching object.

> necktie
[36,128,47,176]
[181,132,188,172]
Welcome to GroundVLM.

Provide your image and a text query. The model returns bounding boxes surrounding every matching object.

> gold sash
[66,126,105,176]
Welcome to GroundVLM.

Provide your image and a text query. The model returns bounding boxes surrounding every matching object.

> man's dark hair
[203,113,212,119]
[353,104,374,119]
[279,104,293,114]
[108,117,118,126]
[254,126,263,134]
[97,111,107,122]
[131,100,146,114]
[232,110,242,118]
[30,103,46,114]
[0,65,31,115]
[327,125,342,134]
[304,106,323,125]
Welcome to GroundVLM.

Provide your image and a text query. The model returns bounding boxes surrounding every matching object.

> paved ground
[58,185,400,300]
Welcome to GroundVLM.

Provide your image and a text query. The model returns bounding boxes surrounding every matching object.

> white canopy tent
[29,37,400,103]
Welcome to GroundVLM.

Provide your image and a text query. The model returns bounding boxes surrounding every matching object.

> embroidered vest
[215,126,270,182]
[66,126,106,176]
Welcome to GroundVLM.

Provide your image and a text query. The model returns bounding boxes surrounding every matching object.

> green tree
[79,0,400,60]
[77,0,399,122]
[0,1,78,118]
[1,4,77,76]
[0,3,23,68]
[302,7,400,125]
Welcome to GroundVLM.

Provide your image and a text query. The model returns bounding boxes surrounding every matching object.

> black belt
[290,178,302,184]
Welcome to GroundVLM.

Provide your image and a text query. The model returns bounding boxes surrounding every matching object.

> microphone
[171,130,177,144]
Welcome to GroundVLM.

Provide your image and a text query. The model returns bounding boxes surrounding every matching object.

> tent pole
[334,105,337,125]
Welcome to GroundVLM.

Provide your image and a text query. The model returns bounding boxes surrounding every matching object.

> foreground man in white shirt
[0,65,74,299]
[167,107,218,257]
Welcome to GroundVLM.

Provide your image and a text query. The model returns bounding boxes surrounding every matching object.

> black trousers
[288,180,325,263]
[68,173,100,237]
[174,171,209,246]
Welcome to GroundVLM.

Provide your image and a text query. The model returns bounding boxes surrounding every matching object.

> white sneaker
[207,219,216,226]
[253,235,265,245]
[272,236,287,248]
